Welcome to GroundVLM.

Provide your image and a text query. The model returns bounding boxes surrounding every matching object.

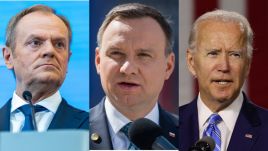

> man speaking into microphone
[90,2,178,150]
[0,4,88,132]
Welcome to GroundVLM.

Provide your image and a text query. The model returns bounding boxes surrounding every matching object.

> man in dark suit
[0,5,88,132]
[90,3,178,149]
[179,10,268,151]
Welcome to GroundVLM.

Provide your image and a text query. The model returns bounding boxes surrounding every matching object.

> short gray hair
[5,4,72,52]
[188,9,253,58]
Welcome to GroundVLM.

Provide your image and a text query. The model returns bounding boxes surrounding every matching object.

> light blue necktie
[120,122,139,150]
[203,114,222,151]
[19,104,47,131]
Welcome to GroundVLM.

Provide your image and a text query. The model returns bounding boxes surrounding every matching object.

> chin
[118,96,141,106]
[216,97,231,103]
[35,75,62,84]
[213,94,234,103]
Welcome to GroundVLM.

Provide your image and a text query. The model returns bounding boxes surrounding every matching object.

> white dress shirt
[10,91,62,133]
[104,97,159,150]
[197,92,243,151]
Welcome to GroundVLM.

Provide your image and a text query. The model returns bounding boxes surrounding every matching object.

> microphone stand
[23,91,37,131]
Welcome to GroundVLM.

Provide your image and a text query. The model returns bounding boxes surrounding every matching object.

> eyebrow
[25,34,45,41]
[137,48,154,53]
[205,48,221,52]
[106,46,122,51]
[25,34,67,41]
[204,48,245,55]
[52,37,67,43]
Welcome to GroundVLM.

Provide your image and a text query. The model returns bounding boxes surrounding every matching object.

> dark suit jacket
[90,98,179,150]
[0,98,89,131]
[179,93,268,151]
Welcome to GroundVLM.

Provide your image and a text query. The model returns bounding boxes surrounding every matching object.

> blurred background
[0,0,89,111]
[179,0,268,108]
[90,0,178,113]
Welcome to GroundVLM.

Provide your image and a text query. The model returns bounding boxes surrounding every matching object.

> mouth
[118,82,139,87]
[36,64,59,70]
[212,79,233,85]
[117,81,141,90]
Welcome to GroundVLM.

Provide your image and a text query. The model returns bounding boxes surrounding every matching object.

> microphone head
[22,91,32,101]
[195,136,215,151]
[129,118,162,149]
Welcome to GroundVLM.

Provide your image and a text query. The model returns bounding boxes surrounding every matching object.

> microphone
[189,136,215,151]
[22,91,37,131]
[129,118,177,150]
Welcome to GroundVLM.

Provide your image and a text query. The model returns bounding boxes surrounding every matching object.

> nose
[217,54,230,73]
[41,41,56,58]
[120,59,138,75]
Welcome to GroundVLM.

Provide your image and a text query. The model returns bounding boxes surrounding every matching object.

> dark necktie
[19,104,47,131]
[203,113,222,151]
[120,122,139,150]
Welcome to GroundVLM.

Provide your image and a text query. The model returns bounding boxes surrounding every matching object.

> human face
[3,12,70,94]
[96,17,174,113]
[187,20,250,109]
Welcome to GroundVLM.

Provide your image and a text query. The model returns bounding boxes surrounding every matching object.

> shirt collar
[198,91,243,131]
[11,91,62,114]
[104,97,159,134]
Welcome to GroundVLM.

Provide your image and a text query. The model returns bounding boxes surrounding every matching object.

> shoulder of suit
[61,98,89,118]
[159,107,178,126]
[179,100,196,114]
[246,100,268,117]
[162,109,178,120]
[89,101,105,123]
[0,98,12,110]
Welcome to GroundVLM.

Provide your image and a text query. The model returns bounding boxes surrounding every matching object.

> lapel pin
[169,132,176,138]
[91,133,102,144]
[245,133,253,139]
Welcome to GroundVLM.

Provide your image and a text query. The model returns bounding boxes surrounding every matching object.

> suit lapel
[90,100,179,149]
[227,94,261,151]
[90,98,113,150]
[159,106,179,148]
[0,99,11,131]
[179,99,199,151]
[48,99,87,129]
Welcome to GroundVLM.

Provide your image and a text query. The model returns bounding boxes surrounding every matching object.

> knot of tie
[120,122,132,138]
[208,113,222,125]
[203,113,222,151]
[120,122,139,150]
[19,104,47,115]
[18,104,47,131]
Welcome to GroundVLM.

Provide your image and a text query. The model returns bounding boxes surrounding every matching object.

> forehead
[199,19,241,31]
[101,17,166,50]
[15,11,68,39]
[196,20,245,47]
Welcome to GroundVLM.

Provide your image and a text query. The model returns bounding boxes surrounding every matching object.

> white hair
[188,9,253,58]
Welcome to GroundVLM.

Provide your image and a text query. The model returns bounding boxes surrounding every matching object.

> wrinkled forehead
[18,11,67,30]
[14,12,68,46]
[196,20,246,46]
[197,19,244,35]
